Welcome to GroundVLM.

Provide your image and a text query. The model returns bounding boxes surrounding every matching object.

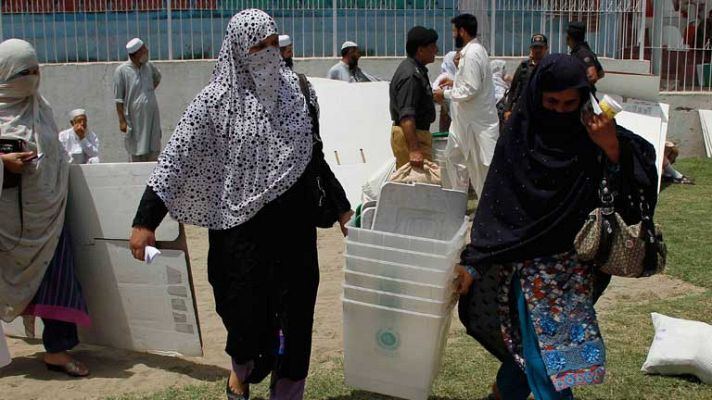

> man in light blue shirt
[327,41,379,82]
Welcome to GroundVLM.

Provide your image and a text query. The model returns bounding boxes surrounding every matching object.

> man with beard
[327,41,379,82]
[433,13,499,196]
[279,34,295,69]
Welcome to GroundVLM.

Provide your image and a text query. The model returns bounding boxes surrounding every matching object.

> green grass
[655,158,712,288]
[110,159,712,400]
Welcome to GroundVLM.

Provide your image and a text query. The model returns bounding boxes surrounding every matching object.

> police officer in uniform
[567,21,604,87]
[503,33,548,122]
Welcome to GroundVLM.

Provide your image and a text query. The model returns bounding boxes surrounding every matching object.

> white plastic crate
[347,220,468,258]
[344,270,453,302]
[346,241,458,273]
[343,298,452,400]
[343,284,454,316]
[373,183,468,241]
[344,255,453,288]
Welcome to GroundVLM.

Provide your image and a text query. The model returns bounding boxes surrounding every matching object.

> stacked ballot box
[343,182,468,400]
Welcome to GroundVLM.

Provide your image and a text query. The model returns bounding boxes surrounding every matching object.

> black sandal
[226,378,249,400]
[44,360,90,378]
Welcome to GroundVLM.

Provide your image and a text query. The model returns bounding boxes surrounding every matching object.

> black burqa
[458,54,659,361]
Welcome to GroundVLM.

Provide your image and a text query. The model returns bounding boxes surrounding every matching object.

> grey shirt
[113,61,162,156]
[327,61,378,82]
[389,57,435,130]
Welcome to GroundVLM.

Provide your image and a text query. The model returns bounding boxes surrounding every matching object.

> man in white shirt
[59,109,100,164]
[327,41,379,82]
[433,13,499,196]
[113,37,162,162]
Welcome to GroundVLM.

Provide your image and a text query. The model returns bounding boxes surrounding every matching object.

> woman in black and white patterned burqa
[129,9,352,400]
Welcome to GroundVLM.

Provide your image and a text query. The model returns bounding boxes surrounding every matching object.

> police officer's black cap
[530,33,548,47]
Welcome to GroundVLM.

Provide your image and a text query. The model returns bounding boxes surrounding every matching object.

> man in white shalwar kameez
[434,14,499,196]
[113,38,162,162]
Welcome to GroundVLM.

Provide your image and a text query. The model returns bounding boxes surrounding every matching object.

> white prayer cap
[341,41,359,50]
[279,35,292,48]
[126,38,144,54]
[69,108,86,120]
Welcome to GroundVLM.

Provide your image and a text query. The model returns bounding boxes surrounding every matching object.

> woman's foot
[663,174,695,185]
[43,351,89,377]
[226,370,250,400]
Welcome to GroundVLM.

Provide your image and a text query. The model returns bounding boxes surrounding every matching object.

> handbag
[574,169,666,278]
[296,73,340,228]
[1,138,23,189]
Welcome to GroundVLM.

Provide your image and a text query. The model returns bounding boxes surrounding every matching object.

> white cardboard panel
[67,163,180,244]
[596,73,661,102]
[699,109,712,158]
[75,242,201,356]
[2,244,202,357]
[616,101,668,192]
[310,78,394,206]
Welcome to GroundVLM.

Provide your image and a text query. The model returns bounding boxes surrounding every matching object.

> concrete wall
[40,57,708,163]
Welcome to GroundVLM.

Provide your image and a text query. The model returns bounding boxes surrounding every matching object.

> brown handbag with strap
[574,171,666,278]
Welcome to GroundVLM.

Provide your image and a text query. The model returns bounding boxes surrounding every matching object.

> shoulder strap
[297,73,310,103]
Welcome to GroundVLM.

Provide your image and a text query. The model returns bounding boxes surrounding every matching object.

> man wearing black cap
[503,33,549,121]
[389,26,439,169]
[567,21,604,86]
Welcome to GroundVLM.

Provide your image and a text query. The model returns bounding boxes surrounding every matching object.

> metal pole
[651,0,662,76]
[168,0,173,60]
[0,2,4,42]
[639,0,646,62]
[490,0,495,55]
[332,0,338,57]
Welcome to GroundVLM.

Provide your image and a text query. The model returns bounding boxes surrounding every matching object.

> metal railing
[1,0,711,91]
[645,0,712,91]
[0,1,461,61]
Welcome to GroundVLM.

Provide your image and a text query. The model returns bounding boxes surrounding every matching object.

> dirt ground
[0,225,705,400]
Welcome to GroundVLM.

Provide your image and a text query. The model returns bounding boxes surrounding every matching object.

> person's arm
[504,64,524,112]
[116,104,128,133]
[584,113,619,163]
[129,185,169,261]
[394,74,425,167]
[113,68,128,133]
[399,117,423,168]
[444,51,482,102]
[327,65,339,80]
[81,132,100,164]
[151,63,161,89]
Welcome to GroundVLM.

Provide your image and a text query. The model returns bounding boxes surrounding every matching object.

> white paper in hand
[144,246,161,264]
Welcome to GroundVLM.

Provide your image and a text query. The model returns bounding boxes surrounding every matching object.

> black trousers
[42,318,79,353]
[207,177,319,383]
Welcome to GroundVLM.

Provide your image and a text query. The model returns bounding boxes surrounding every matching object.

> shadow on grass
[323,391,471,400]
[0,342,229,383]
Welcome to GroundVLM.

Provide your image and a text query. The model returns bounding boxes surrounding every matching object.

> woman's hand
[129,226,156,261]
[584,113,619,163]
[1,151,36,174]
[338,209,355,237]
[454,264,475,295]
